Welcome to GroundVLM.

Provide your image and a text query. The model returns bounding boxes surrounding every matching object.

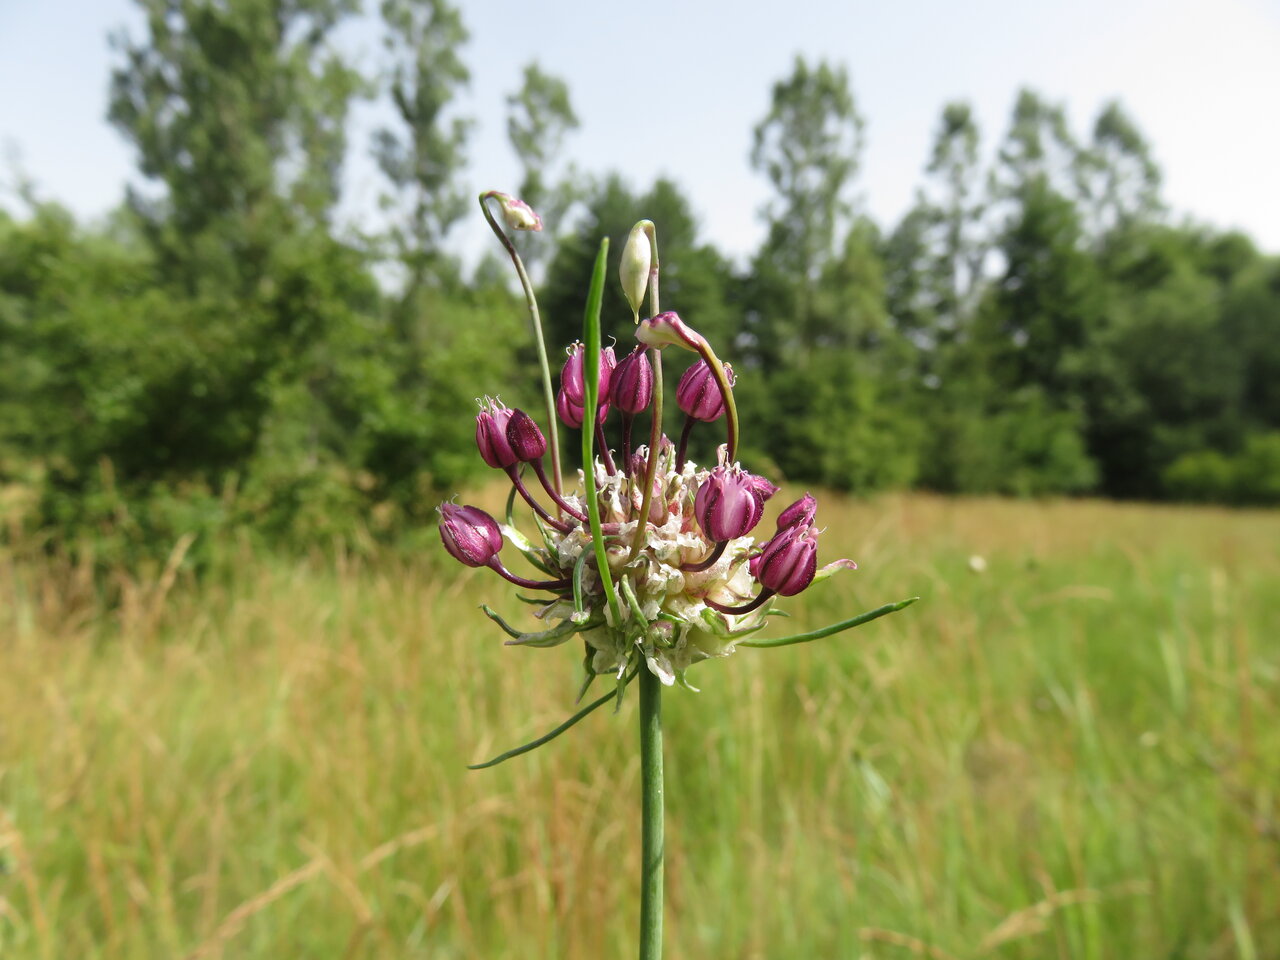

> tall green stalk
[480,194,563,499]
[638,667,664,960]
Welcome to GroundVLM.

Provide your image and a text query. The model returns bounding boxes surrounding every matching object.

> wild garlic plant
[442,192,916,960]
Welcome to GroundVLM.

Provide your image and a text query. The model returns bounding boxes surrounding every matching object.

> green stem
[629,227,663,565]
[638,667,664,960]
[480,194,563,502]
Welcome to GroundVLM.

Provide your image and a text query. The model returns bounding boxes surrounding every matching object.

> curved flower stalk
[444,205,918,960]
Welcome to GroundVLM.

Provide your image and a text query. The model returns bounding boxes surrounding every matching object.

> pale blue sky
[3,0,1279,261]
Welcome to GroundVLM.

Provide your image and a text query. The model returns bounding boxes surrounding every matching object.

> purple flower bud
[438,503,504,568]
[747,473,781,505]
[775,493,817,532]
[610,348,654,415]
[636,311,707,352]
[557,388,610,429]
[561,343,616,408]
[695,467,766,542]
[505,409,547,462]
[751,525,819,597]
[488,191,542,231]
[476,402,517,470]
[677,360,735,422]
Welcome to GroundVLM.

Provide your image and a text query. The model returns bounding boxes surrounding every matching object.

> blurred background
[1,0,1277,957]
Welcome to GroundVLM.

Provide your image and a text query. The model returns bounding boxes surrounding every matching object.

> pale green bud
[620,221,652,321]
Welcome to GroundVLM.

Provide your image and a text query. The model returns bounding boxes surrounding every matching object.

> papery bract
[620,222,652,319]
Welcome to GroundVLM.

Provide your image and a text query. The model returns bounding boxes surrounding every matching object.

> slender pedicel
[487,558,572,591]
[704,589,776,616]
[504,466,572,532]
[680,540,726,573]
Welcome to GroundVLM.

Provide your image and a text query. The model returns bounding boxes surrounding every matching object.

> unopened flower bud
[557,388,610,429]
[637,311,707,352]
[438,503,504,568]
[695,467,766,542]
[561,343,616,408]
[620,221,652,319]
[476,401,517,469]
[489,191,542,231]
[505,409,548,462]
[775,493,818,532]
[752,525,819,597]
[611,348,654,415]
[677,359,735,422]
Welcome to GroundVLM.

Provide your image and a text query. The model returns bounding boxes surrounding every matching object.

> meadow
[1,493,1277,959]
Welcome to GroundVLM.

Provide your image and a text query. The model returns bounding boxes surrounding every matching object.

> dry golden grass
[1,493,1277,958]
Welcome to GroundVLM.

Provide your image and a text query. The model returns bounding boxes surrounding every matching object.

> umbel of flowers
[446,197,913,735]
[447,193,915,960]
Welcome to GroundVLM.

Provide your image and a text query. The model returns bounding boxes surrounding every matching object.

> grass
[1,492,1277,958]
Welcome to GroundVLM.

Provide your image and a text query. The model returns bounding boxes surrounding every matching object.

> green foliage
[1164,432,1280,504]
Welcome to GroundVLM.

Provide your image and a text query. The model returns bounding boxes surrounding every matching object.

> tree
[749,56,866,364]
[109,0,363,294]
[506,62,580,276]
[1078,100,1162,243]
[373,0,472,293]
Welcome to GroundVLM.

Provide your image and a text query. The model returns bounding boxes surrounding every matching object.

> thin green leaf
[738,597,920,649]
[481,604,524,639]
[580,237,623,630]
[469,672,633,769]
[505,615,602,648]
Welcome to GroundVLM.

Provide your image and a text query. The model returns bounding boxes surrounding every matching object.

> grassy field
[1,493,1277,959]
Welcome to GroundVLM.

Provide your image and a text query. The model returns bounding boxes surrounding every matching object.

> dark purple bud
[561,343,617,408]
[751,525,819,597]
[610,348,654,415]
[695,467,765,542]
[438,503,504,568]
[505,409,547,462]
[677,359,735,422]
[775,493,817,532]
[476,402,517,470]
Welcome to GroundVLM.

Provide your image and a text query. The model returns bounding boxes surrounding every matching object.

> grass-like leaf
[738,597,920,649]
[468,683,621,769]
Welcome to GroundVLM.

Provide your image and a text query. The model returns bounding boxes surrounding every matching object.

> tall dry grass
[1,493,1277,958]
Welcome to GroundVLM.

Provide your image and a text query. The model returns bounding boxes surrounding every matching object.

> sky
[2,0,1279,265]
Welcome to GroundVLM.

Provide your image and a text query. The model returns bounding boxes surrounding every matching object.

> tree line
[2,0,1278,561]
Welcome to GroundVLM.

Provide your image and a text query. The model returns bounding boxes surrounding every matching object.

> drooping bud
[476,401,517,469]
[677,359,735,422]
[438,503,504,568]
[695,467,766,542]
[746,472,781,507]
[620,221,652,320]
[505,408,548,462]
[488,191,542,231]
[775,493,818,532]
[610,348,654,415]
[561,342,616,408]
[637,311,707,352]
[751,525,819,597]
